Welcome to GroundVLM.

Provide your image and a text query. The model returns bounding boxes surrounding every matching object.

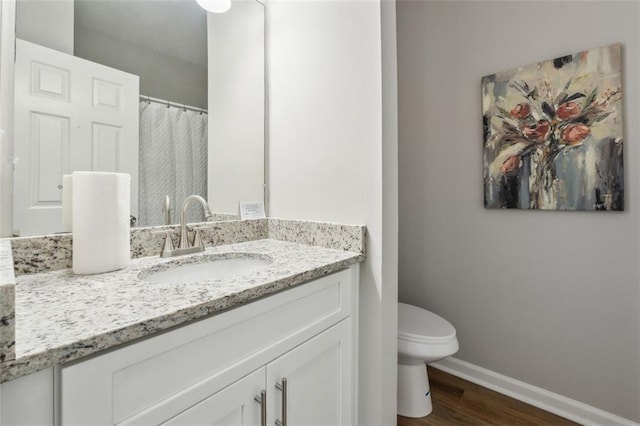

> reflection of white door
[13,39,139,236]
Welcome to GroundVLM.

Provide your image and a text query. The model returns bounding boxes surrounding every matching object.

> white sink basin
[140,254,272,284]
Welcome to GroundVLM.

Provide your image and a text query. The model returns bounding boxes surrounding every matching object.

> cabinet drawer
[61,267,355,425]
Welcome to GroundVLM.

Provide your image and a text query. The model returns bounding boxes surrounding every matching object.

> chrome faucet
[159,195,212,257]
[178,195,212,250]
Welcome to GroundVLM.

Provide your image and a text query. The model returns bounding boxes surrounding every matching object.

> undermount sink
[139,253,273,284]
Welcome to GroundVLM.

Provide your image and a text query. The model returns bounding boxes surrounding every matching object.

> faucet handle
[160,231,175,257]
[193,229,205,249]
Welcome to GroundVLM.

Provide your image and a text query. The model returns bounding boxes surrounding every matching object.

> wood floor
[397,366,580,426]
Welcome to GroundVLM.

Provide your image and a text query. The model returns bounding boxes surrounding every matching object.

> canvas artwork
[482,43,624,211]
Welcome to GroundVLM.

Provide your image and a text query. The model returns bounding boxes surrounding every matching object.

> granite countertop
[1,238,363,382]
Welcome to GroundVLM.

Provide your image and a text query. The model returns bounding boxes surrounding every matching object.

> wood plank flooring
[397,366,580,426]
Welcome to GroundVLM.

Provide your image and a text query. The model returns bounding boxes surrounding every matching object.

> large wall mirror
[6,0,265,236]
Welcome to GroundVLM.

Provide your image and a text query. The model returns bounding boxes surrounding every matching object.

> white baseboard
[430,357,639,426]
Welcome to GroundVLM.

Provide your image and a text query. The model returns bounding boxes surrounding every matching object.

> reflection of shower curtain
[138,101,208,227]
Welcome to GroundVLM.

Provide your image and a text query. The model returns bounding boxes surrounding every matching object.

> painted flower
[561,123,590,145]
[500,156,522,174]
[556,101,582,120]
[522,120,550,142]
[509,103,531,119]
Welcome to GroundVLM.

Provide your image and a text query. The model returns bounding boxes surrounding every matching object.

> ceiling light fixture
[195,0,231,14]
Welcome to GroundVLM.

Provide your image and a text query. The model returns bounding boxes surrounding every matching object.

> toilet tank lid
[398,303,456,340]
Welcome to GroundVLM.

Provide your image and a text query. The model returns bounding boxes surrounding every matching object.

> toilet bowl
[397,302,459,418]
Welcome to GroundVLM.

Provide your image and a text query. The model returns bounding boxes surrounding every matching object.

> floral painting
[483,43,624,211]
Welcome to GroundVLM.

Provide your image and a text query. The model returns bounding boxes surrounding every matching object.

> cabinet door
[0,368,54,425]
[162,368,264,426]
[266,319,353,426]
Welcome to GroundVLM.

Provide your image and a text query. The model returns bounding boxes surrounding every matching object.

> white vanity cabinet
[164,320,351,426]
[61,266,358,425]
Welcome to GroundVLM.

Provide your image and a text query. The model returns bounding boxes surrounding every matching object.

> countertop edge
[0,240,16,363]
[0,253,364,383]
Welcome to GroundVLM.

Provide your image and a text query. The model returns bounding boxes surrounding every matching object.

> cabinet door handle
[254,390,267,426]
[275,377,287,426]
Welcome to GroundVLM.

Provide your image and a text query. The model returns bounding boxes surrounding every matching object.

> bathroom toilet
[397,302,459,418]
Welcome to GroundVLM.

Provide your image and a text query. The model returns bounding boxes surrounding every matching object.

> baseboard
[430,357,639,426]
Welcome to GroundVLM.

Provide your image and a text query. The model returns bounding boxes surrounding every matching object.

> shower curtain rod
[140,95,208,114]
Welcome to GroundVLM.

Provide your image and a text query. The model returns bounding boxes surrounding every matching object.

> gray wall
[397,0,639,422]
[16,0,73,54]
[75,25,207,109]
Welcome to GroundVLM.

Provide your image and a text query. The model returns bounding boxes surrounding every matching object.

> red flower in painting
[556,101,582,120]
[500,156,521,174]
[509,103,531,119]
[560,123,590,145]
[522,120,550,142]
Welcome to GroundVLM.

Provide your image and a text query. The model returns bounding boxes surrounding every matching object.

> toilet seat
[398,302,456,344]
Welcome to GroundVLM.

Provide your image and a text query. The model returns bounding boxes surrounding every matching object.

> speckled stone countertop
[1,235,364,383]
[0,240,15,363]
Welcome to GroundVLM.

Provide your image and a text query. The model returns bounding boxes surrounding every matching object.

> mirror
[9,0,265,236]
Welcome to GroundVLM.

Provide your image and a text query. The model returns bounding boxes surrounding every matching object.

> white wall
[268,0,398,423]
[0,0,15,237]
[208,0,265,214]
[397,0,640,422]
[381,0,399,421]
[15,0,73,55]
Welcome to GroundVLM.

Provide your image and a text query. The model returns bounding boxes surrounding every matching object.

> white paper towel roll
[62,174,73,232]
[72,172,131,274]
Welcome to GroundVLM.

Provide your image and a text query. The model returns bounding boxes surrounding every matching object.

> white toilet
[397,302,459,418]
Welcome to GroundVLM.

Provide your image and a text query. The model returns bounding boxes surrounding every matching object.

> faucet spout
[179,195,212,249]
[162,195,171,225]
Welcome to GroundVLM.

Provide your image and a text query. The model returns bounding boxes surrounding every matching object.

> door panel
[92,78,121,109]
[30,112,69,204]
[92,123,121,171]
[31,62,69,100]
